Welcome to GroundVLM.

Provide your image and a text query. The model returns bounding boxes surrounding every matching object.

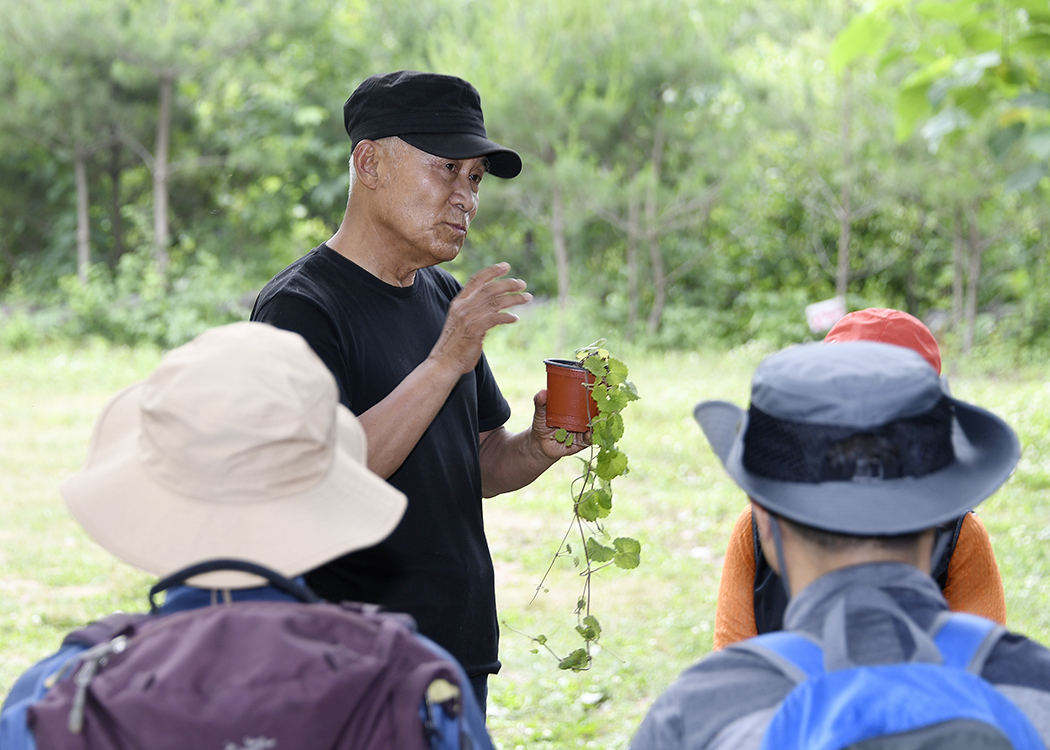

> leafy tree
[1,0,1048,354]
[430,0,742,341]
[424,0,621,348]
[831,0,1050,348]
[2,0,121,283]
[833,0,1050,189]
[105,0,320,274]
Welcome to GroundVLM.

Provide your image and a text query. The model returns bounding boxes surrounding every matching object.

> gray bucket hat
[693,341,1020,535]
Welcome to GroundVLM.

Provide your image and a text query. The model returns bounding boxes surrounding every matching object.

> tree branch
[169,155,226,174]
[117,127,154,171]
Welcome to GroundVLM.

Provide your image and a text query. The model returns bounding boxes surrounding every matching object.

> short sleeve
[474,351,510,433]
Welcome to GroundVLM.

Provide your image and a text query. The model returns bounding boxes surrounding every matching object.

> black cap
[343,70,522,179]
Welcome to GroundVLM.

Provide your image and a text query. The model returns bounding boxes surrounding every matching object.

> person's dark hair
[781,516,927,552]
[781,432,929,552]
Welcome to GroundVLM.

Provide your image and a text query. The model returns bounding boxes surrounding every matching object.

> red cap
[824,308,942,374]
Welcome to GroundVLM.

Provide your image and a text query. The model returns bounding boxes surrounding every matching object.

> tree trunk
[153,72,175,275]
[952,207,965,333]
[74,151,91,284]
[905,209,924,316]
[645,122,666,336]
[109,129,126,265]
[906,238,919,316]
[835,66,853,300]
[963,206,983,354]
[625,193,640,342]
[551,176,570,350]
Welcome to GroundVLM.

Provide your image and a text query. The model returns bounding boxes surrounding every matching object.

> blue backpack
[739,591,1046,750]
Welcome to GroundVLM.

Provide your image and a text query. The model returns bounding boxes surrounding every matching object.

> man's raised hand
[432,263,532,375]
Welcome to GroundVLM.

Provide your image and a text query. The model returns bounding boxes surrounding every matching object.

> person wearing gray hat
[630,341,1050,748]
[250,70,587,709]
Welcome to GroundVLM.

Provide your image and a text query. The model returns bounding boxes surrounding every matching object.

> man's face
[374,139,488,268]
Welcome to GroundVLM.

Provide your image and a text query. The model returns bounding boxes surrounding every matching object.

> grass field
[2,322,1049,749]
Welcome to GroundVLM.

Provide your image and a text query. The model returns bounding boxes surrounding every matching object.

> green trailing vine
[529,339,640,671]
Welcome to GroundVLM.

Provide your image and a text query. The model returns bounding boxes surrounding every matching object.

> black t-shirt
[250,244,511,676]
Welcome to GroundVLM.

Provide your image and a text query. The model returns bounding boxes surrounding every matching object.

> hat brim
[61,383,407,589]
[693,398,1019,535]
[399,132,522,178]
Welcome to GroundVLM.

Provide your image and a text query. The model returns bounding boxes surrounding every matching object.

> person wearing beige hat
[0,322,496,750]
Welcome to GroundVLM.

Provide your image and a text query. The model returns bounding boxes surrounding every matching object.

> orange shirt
[713,507,1006,650]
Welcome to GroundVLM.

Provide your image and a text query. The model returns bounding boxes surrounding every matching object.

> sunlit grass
[484,321,1050,749]
[0,340,159,687]
[1,321,1048,750]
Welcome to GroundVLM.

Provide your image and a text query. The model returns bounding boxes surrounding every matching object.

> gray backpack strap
[820,588,942,672]
[735,585,947,679]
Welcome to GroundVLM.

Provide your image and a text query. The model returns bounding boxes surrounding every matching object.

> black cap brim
[399,132,522,179]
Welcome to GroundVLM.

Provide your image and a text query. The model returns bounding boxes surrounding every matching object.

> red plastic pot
[544,358,599,432]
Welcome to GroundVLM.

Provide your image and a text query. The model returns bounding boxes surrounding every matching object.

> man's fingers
[460,264,532,312]
[465,262,512,289]
[433,263,533,374]
[490,287,533,312]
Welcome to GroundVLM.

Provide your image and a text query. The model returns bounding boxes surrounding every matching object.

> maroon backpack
[26,561,466,750]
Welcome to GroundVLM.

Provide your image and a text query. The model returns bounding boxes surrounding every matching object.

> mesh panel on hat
[742,398,956,483]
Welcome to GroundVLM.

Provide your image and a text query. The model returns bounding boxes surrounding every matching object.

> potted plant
[529,340,641,671]
[543,356,599,433]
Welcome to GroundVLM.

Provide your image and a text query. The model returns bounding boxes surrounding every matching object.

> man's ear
[352,140,381,190]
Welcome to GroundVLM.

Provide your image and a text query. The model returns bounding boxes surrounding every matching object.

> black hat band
[742,398,956,483]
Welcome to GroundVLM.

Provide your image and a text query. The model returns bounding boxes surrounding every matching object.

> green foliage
[830,10,894,73]
[0,310,44,350]
[58,249,252,348]
[844,0,1050,189]
[529,339,640,672]
[1,0,1050,358]
[735,288,821,348]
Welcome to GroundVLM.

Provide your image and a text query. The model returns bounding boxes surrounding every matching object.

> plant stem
[531,516,578,605]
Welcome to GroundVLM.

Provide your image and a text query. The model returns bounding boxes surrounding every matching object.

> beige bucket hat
[61,321,407,589]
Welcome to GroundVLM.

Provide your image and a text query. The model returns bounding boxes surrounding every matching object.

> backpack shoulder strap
[931,513,968,586]
[61,612,148,649]
[741,609,1008,681]
[736,590,978,682]
[733,630,825,684]
[932,611,1006,674]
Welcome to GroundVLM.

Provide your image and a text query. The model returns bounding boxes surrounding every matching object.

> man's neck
[326,213,417,288]
[783,533,935,598]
